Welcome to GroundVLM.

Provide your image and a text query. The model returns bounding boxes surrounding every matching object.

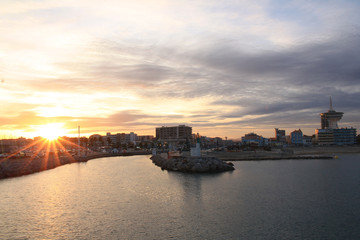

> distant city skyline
[1,0,359,139]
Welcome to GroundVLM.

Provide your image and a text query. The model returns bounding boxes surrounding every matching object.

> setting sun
[36,123,67,141]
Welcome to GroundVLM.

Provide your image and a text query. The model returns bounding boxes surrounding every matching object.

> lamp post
[78,126,80,156]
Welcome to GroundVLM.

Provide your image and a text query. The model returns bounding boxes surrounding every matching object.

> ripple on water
[1,154,360,239]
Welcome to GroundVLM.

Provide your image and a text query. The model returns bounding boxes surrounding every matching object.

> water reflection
[168,172,203,202]
[167,171,231,211]
[1,155,360,239]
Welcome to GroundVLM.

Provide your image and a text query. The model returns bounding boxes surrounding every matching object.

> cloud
[72,30,360,100]
[1,0,360,138]
[11,29,358,135]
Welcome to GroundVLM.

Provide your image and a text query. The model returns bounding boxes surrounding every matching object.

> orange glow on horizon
[35,123,67,141]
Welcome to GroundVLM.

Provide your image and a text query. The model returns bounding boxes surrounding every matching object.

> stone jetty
[150,155,235,173]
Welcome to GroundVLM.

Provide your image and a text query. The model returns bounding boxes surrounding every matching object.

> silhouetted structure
[275,128,286,144]
[316,97,356,145]
[320,97,343,129]
[241,133,269,146]
[156,125,192,148]
[290,129,303,145]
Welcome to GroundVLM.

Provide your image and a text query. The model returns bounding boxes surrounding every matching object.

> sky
[1,0,359,139]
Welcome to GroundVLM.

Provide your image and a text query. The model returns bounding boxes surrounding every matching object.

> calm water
[1,154,360,239]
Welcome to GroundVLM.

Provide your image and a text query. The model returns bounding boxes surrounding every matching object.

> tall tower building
[316,97,356,145]
[320,97,343,129]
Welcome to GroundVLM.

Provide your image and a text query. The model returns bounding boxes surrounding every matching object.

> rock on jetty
[150,155,235,173]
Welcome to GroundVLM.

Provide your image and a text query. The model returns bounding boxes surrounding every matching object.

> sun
[36,123,67,141]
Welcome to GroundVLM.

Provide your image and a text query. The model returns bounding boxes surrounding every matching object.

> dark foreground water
[1,154,360,239]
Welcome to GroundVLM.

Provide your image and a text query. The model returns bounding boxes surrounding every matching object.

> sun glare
[36,123,66,141]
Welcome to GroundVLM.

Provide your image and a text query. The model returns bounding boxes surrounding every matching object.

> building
[333,128,357,145]
[241,133,269,146]
[136,135,155,149]
[315,128,357,145]
[106,132,118,145]
[320,97,343,129]
[316,98,357,145]
[0,139,17,153]
[275,128,286,143]
[195,135,225,149]
[127,132,137,143]
[89,132,141,149]
[137,135,154,142]
[156,125,192,146]
[303,135,313,145]
[290,129,303,145]
[315,129,334,145]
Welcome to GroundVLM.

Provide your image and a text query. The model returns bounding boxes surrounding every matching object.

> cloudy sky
[1,0,359,139]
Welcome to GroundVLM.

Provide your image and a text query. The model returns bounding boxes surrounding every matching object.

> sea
[1,154,360,239]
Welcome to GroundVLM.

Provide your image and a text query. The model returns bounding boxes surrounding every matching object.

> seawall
[208,146,360,161]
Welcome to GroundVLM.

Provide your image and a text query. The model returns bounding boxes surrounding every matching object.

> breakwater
[0,151,149,179]
[209,150,337,161]
[208,146,360,161]
[214,155,333,161]
[151,155,235,173]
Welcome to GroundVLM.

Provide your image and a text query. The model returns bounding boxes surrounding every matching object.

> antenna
[329,96,334,111]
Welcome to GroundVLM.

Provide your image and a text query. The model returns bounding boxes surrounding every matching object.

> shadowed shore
[0,151,150,180]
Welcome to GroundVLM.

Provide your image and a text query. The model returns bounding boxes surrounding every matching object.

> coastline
[1,146,359,179]
[208,145,360,161]
[0,151,150,180]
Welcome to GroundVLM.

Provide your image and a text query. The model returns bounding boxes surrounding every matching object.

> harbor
[2,154,360,239]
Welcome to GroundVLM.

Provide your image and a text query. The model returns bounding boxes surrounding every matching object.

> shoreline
[216,155,334,161]
[1,146,359,180]
[0,151,150,180]
[209,146,360,161]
